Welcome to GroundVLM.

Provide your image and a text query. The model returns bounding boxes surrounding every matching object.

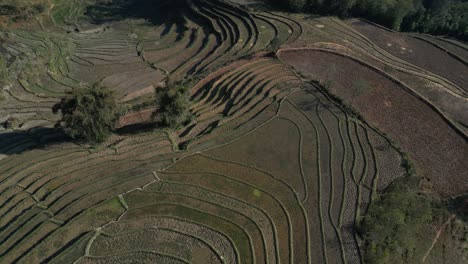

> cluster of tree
[274,0,468,41]
[0,0,47,21]
[53,80,193,144]
[357,176,448,263]
[402,0,468,41]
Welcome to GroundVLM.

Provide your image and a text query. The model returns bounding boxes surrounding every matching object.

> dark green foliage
[402,1,468,41]
[359,176,435,263]
[355,0,416,30]
[287,0,307,11]
[178,140,191,150]
[154,81,193,129]
[424,0,450,12]
[308,0,357,16]
[0,0,47,21]
[448,194,468,222]
[271,0,468,40]
[86,0,187,25]
[53,84,122,144]
[0,4,16,15]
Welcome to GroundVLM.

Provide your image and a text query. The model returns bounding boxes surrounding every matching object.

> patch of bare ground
[117,108,156,128]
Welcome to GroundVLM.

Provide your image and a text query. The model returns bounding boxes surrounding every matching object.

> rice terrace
[0,0,466,263]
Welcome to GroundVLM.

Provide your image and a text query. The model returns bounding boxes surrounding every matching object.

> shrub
[154,80,193,129]
[4,116,20,129]
[0,0,48,20]
[448,195,468,222]
[383,64,395,73]
[53,83,122,144]
[268,37,282,53]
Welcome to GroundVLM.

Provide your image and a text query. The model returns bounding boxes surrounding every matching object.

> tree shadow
[115,122,158,135]
[0,124,165,156]
[0,127,70,156]
[85,0,190,26]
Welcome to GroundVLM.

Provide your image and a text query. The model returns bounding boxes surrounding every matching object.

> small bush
[53,83,122,144]
[383,64,395,73]
[4,117,20,129]
[268,37,282,53]
[178,140,191,150]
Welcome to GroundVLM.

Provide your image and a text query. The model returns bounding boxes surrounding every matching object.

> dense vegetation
[358,176,447,263]
[2,0,465,40]
[403,1,468,40]
[154,81,193,129]
[276,0,468,40]
[0,0,47,21]
[53,84,122,144]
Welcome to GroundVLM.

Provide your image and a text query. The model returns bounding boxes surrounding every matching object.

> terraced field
[1,0,304,129]
[0,0,466,263]
[277,49,467,197]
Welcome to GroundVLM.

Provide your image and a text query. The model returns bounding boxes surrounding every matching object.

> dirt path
[48,0,55,17]
[422,214,456,262]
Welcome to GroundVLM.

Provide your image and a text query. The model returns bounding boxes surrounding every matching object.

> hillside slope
[0,0,466,263]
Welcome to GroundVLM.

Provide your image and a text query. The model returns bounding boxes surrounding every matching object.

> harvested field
[0,71,407,263]
[410,35,468,63]
[348,19,467,91]
[263,16,468,141]
[180,55,301,143]
[278,49,468,197]
[198,83,406,264]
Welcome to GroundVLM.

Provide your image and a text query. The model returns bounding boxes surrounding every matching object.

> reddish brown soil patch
[117,108,155,128]
[278,49,468,198]
[348,20,467,90]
